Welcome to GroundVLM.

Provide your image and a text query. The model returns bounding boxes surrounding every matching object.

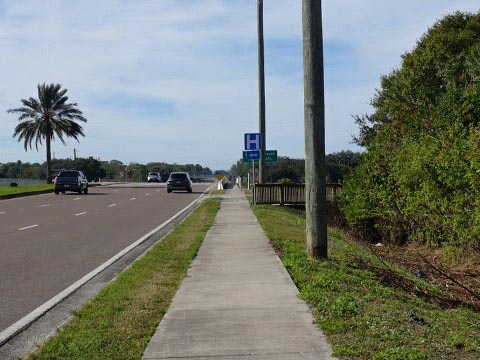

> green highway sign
[266,150,278,163]
[243,150,277,163]
[243,150,260,163]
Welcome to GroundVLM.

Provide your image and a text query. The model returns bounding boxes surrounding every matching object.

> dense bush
[343,12,480,251]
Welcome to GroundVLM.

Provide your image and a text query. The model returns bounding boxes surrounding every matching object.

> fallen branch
[417,252,480,302]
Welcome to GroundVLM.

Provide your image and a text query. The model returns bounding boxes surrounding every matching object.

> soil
[289,201,480,310]
[367,242,480,310]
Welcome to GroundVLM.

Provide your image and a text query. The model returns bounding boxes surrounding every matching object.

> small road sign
[244,133,262,151]
[266,150,278,163]
[243,150,260,162]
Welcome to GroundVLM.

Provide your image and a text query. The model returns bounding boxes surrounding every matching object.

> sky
[0,1,479,171]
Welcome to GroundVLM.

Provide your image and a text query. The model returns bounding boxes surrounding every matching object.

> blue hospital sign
[244,133,262,151]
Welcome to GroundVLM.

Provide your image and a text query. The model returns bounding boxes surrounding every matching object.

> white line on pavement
[145,193,150,196]
[113,190,119,192]
[0,211,5,215]
[130,198,136,201]
[75,212,87,216]
[0,185,212,347]
[73,197,81,201]
[156,190,160,192]
[18,225,39,231]
[108,204,117,207]
[38,204,51,207]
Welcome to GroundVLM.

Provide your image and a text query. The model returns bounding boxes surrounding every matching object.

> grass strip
[211,189,226,195]
[0,184,53,197]
[29,197,221,360]
[252,204,480,360]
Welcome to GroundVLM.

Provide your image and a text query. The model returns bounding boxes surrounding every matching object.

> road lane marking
[113,190,119,192]
[75,212,87,216]
[108,203,117,207]
[130,198,136,201]
[0,211,5,214]
[18,225,39,231]
[73,197,81,201]
[145,193,150,196]
[38,204,51,207]
[0,185,213,347]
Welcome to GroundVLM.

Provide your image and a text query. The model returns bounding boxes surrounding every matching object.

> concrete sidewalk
[143,187,334,359]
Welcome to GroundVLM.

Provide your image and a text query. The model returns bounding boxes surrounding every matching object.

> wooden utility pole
[302,0,327,259]
[257,0,266,183]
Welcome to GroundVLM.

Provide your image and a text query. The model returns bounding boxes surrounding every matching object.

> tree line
[342,11,480,253]
[230,151,361,184]
[0,158,213,183]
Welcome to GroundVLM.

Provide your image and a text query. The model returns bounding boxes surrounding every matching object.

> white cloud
[0,0,479,169]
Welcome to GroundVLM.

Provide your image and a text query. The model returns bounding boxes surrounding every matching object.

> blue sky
[0,0,479,170]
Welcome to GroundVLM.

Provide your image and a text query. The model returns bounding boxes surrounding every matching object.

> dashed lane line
[38,204,51,208]
[108,204,117,207]
[0,211,5,215]
[75,212,87,216]
[73,197,81,201]
[18,225,39,231]
[145,193,150,196]
[130,198,136,201]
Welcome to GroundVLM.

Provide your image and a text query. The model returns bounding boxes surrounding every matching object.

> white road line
[108,203,117,207]
[0,185,213,347]
[130,197,136,201]
[73,197,81,201]
[113,190,119,192]
[145,193,150,196]
[0,211,5,215]
[18,225,39,231]
[38,204,51,208]
[156,190,160,192]
[75,212,87,216]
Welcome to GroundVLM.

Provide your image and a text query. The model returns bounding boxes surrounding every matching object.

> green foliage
[252,204,480,359]
[8,83,87,181]
[230,152,361,184]
[0,159,212,183]
[344,12,480,250]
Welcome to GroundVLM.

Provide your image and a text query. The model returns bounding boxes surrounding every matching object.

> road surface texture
[0,183,209,332]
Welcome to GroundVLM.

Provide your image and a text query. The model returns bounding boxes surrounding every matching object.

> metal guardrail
[0,178,45,186]
[253,183,342,205]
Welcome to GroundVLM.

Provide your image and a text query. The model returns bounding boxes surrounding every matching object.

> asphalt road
[0,183,210,332]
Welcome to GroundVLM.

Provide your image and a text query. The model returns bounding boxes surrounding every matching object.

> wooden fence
[253,183,342,205]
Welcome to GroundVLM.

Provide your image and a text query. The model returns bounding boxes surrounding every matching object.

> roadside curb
[0,189,54,200]
[0,184,102,201]
[0,187,211,347]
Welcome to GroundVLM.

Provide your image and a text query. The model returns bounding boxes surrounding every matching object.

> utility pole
[257,0,266,183]
[302,0,327,259]
[73,148,77,160]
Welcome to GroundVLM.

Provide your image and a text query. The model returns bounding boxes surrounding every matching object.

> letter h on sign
[244,133,261,151]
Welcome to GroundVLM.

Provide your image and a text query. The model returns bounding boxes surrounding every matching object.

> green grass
[211,189,226,195]
[0,184,53,197]
[28,197,222,360]
[252,204,480,360]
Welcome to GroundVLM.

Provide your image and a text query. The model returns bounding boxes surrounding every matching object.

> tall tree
[8,83,87,182]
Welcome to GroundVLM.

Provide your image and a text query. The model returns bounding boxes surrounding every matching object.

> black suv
[167,172,192,193]
[54,170,88,195]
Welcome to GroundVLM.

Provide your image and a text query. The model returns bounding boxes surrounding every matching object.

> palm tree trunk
[46,137,52,183]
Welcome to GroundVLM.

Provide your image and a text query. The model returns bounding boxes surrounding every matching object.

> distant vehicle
[167,172,192,193]
[147,172,161,183]
[54,170,88,195]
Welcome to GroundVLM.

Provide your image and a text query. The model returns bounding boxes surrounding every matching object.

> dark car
[167,172,192,193]
[54,170,88,195]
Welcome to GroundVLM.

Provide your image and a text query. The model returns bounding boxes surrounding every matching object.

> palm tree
[8,83,87,183]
